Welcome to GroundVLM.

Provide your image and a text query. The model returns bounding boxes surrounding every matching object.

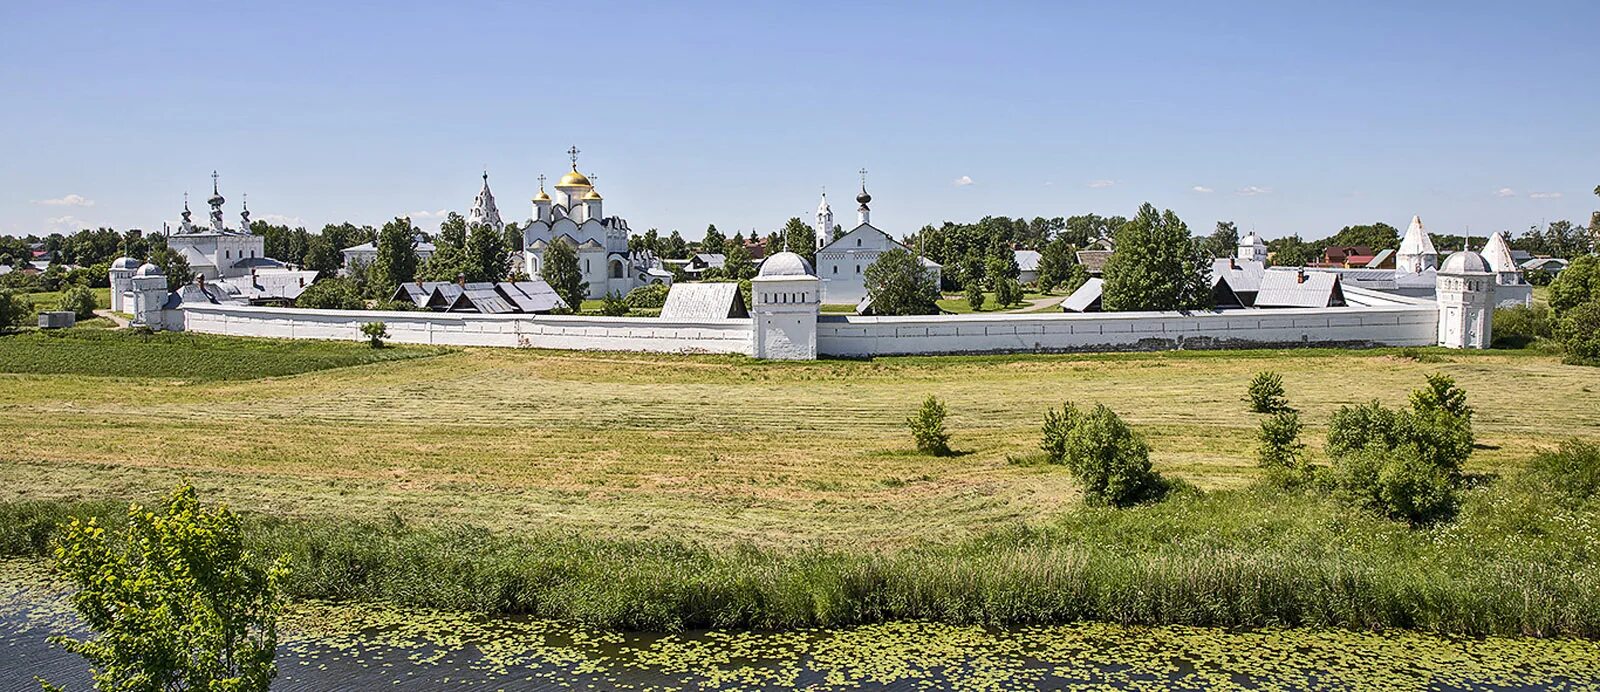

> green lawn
[19,286,112,312]
[0,327,448,380]
[937,290,1050,314]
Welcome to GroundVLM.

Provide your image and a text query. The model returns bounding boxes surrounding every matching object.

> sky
[2,0,1596,243]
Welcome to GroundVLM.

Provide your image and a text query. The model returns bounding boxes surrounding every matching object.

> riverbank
[5,467,1597,637]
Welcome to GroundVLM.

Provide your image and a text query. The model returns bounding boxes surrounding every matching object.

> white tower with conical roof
[1480,230,1532,307]
[1397,215,1438,274]
[468,171,504,231]
[815,190,833,249]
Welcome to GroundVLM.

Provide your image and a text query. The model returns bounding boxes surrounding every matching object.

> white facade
[1480,231,1533,308]
[750,252,820,360]
[1436,250,1495,349]
[1238,231,1267,262]
[812,187,940,305]
[523,154,670,299]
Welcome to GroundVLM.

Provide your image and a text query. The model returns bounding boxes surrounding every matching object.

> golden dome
[533,188,551,202]
[557,169,592,188]
[582,188,603,200]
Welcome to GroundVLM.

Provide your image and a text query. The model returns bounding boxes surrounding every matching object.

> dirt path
[93,309,130,328]
[1015,295,1067,313]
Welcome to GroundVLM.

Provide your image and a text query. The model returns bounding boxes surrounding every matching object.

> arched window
[609,259,623,279]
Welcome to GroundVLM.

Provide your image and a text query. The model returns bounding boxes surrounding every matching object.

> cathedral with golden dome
[523,147,673,299]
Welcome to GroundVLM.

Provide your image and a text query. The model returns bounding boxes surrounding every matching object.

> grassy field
[936,290,1051,313]
[16,286,112,312]
[0,329,1594,551]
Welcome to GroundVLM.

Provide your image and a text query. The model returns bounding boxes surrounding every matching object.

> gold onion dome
[533,188,551,202]
[558,168,592,187]
[583,188,603,200]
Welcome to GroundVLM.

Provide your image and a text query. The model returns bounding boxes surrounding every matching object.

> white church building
[812,176,941,306]
[523,148,672,299]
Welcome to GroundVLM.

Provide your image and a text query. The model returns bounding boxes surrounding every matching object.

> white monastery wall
[816,304,1438,357]
[178,304,754,354]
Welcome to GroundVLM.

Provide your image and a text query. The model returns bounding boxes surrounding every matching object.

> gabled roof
[1075,249,1113,274]
[499,280,567,313]
[818,223,903,255]
[393,281,452,307]
[659,282,749,321]
[1255,270,1346,308]
[1211,258,1265,294]
[449,282,517,314]
[1481,231,1520,273]
[1014,250,1041,272]
[691,253,726,269]
[1061,278,1103,312]
[1521,257,1568,271]
[1364,249,1395,268]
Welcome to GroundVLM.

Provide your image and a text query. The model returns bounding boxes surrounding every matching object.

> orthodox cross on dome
[212,170,219,194]
[567,146,581,169]
[537,173,546,189]
[858,168,868,187]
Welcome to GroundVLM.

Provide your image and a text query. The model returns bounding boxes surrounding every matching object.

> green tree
[0,289,31,331]
[370,216,420,298]
[295,277,364,309]
[1036,236,1075,293]
[302,235,340,277]
[146,238,193,291]
[600,290,628,316]
[542,239,586,312]
[1557,299,1600,366]
[1101,203,1212,312]
[435,212,467,250]
[42,485,286,692]
[1266,234,1318,268]
[781,217,817,266]
[907,395,952,456]
[58,283,98,319]
[1246,371,1290,413]
[466,223,507,282]
[864,248,940,315]
[963,282,986,311]
[360,321,389,348]
[1324,222,1400,251]
[502,221,523,254]
[1257,411,1309,488]
[701,224,726,255]
[663,230,688,260]
[724,242,756,281]
[1063,264,1090,295]
[1202,221,1239,259]
[1040,402,1166,507]
[1548,254,1600,317]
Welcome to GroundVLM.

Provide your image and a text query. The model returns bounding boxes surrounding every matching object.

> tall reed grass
[4,474,1597,637]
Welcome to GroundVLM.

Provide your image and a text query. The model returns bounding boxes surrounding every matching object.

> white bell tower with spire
[855,168,872,227]
[815,188,833,249]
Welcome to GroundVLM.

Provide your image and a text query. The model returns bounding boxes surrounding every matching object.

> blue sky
[3,1,1596,242]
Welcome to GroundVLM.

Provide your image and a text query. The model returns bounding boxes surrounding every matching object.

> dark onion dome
[856,187,872,205]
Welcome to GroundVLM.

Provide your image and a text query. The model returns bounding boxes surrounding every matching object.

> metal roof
[1210,258,1265,293]
[1061,278,1103,312]
[450,282,517,314]
[1254,270,1346,308]
[499,280,567,313]
[1014,250,1041,272]
[659,282,748,321]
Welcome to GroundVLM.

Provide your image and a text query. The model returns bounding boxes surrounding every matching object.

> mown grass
[20,287,112,312]
[4,466,1597,636]
[0,327,449,380]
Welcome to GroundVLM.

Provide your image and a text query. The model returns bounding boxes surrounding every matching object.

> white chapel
[812,173,941,306]
[523,148,672,299]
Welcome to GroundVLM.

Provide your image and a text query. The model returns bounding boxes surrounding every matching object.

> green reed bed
[3,473,1597,637]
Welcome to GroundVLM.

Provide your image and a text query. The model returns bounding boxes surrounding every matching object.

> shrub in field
[1526,440,1600,506]
[1257,410,1309,487]
[1245,370,1290,413]
[1375,445,1459,524]
[964,283,985,312]
[1409,373,1473,419]
[1042,402,1165,507]
[624,283,669,309]
[1325,400,1407,459]
[601,290,629,316]
[41,485,286,692]
[1557,300,1600,366]
[907,395,951,456]
[0,289,31,331]
[1326,376,1476,523]
[360,321,389,348]
[1491,305,1554,349]
[57,284,98,319]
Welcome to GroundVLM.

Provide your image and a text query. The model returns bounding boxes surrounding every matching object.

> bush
[1492,305,1554,349]
[1326,400,1406,460]
[1245,370,1290,413]
[1041,402,1165,507]
[0,289,33,331]
[1257,411,1309,487]
[1374,445,1459,524]
[601,290,628,316]
[57,283,98,319]
[360,321,389,348]
[964,283,985,312]
[906,395,951,456]
[624,283,670,309]
[1526,440,1600,506]
[1325,376,1476,523]
[1557,300,1600,366]
[295,278,364,310]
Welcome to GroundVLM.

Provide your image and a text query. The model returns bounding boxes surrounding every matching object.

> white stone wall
[178,304,754,354]
[816,301,1438,357]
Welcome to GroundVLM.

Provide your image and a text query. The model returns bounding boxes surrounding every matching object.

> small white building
[340,237,437,269]
[812,182,940,306]
[1437,249,1495,349]
[1014,249,1041,284]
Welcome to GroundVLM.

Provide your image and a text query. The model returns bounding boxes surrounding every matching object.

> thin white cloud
[407,209,449,219]
[953,175,974,187]
[1529,191,1563,199]
[47,215,90,231]
[1087,179,1116,189]
[1494,187,1517,198]
[34,194,95,207]
[257,214,305,226]
[1236,186,1271,196]
[1191,186,1214,193]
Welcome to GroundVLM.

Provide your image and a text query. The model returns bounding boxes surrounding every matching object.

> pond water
[5,581,1600,690]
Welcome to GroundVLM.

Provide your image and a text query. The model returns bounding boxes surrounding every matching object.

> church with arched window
[522,148,673,299]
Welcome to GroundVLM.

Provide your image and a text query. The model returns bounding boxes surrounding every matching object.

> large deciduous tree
[370,216,420,298]
[781,217,817,266]
[864,247,940,315]
[1202,221,1239,259]
[1101,203,1212,312]
[465,223,507,282]
[541,238,586,312]
[1266,234,1318,268]
[1036,236,1075,293]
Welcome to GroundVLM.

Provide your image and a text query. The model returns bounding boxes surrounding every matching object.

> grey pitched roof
[1075,249,1113,274]
[1210,258,1265,294]
[450,282,517,314]
[1014,250,1040,272]
[1364,249,1395,268]
[499,280,567,313]
[1254,270,1346,308]
[393,281,451,307]
[692,253,727,269]
[425,283,465,310]
[1061,278,1103,312]
[659,282,748,321]
[231,256,286,269]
